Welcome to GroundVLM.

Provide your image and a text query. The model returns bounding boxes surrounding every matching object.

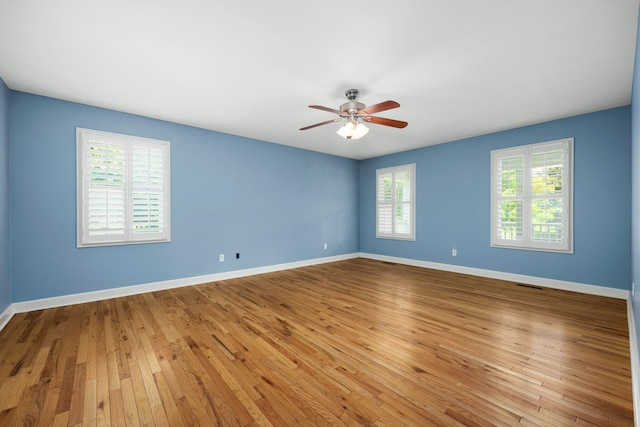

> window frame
[76,128,171,248]
[376,163,416,241]
[490,138,573,253]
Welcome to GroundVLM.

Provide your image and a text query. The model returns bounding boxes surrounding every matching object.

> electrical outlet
[324,243,328,250]
[219,254,224,262]
[452,247,457,257]
[236,253,240,259]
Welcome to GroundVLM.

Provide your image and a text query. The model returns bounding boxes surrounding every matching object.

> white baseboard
[626,299,640,426]
[0,304,14,332]
[359,252,630,300]
[3,252,630,326]
[9,253,359,316]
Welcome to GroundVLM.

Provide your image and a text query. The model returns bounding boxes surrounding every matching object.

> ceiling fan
[300,89,408,140]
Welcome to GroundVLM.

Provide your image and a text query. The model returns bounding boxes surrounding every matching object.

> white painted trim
[627,299,640,427]
[9,253,360,316]
[0,304,15,332]
[359,253,630,299]
[1,251,630,331]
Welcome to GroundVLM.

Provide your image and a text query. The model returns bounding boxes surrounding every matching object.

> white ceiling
[0,1,638,160]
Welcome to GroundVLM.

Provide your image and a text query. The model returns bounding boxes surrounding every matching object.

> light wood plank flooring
[0,258,633,426]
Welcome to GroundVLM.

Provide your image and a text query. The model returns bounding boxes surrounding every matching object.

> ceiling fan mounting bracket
[345,88,360,101]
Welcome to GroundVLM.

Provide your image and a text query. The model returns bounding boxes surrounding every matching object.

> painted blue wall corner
[361,106,632,290]
[0,77,10,314]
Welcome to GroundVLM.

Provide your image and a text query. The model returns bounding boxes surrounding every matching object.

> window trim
[376,163,416,241]
[76,128,171,248]
[490,138,573,253]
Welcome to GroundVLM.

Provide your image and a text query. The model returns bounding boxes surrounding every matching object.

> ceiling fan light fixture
[300,88,406,137]
[337,121,369,140]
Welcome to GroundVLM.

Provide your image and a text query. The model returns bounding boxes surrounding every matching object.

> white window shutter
[494,153,525,246]
[130,143,169,241]
[376,164,416,240]
[377,171,393,236]
[491,138,573,253]
[77,128,171,247]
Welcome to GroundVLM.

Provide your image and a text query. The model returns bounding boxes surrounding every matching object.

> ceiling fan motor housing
[340,101,365,114]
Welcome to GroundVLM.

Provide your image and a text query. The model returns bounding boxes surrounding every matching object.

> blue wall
[4,87,635,304]
[360,107,632,290]
[0,78,10,313]
[9,92,359,302]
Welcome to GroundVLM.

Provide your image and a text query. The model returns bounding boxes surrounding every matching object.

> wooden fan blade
[300,118,342,131]
[361,100,400,115]
[364,116,408,128]
[309,105,343,115]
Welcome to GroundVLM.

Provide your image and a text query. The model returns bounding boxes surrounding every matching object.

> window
[77,128,171,247]
[491,138,573,252]
[376,163,416,240]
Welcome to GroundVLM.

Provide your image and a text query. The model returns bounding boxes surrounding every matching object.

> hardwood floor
[0,258,633,426]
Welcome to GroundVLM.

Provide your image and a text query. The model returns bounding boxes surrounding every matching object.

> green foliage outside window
[499,152,563,241]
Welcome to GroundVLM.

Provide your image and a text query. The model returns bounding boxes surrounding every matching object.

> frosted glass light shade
[337,122,369,140]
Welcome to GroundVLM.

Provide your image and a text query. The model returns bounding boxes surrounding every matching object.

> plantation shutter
[394,168,413,236]
[130,143,168,241]
[77,128,170,247]
[376,164,416,240]
[491,138,572,252]
[377,171,393,236]
[529,146,565,247]
[493,151,525,246]
[81,135,127,244]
